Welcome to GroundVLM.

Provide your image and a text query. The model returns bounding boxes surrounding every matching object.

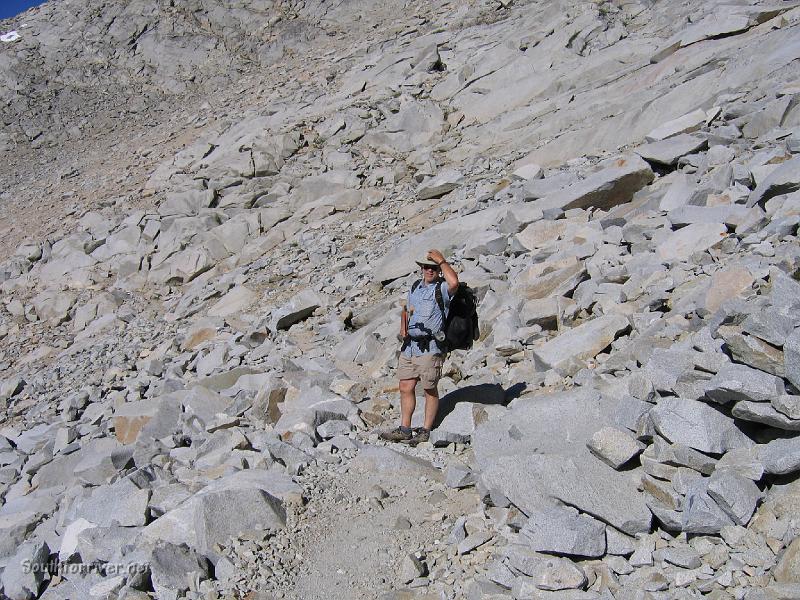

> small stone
[399,553,426,584]
[587,426,644,469]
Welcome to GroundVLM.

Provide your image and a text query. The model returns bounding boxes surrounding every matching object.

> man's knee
[399,378,417,393]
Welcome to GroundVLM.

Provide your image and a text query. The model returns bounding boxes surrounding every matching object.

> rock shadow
[433,382,526,429]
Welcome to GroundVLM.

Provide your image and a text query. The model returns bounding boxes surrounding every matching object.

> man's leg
[422,387,439,431]
[399,378,418,428]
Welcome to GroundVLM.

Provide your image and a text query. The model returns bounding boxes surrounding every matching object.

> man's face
[421,264,440,283]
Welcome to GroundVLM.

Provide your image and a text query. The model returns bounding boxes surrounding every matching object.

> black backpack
[411,279,479,352]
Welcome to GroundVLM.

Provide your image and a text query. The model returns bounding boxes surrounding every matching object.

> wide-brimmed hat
[415,254,440,268]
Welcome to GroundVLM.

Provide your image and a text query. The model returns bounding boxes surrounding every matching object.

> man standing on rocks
[381,249,459,446]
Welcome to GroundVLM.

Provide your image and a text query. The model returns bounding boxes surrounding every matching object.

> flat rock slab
[704,363,785,404]
[635,134,707,166]
[207,286,256,318]
[646,109,707,141]
[352,446,442,481]
[656,222,727,262]
[732,401,800,431]
[532,314,629,376]
[535,155,654,214]
[677,13,752,47]
[479,453,652,536]
[650,397,754,455]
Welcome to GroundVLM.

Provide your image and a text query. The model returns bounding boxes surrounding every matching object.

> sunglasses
[422,265,440,271]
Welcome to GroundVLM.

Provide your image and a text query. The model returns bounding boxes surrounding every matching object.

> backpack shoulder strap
[411,279,421,294]
[435,279,445,321]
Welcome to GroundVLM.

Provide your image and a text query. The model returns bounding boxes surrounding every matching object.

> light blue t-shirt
[403,279,451,356]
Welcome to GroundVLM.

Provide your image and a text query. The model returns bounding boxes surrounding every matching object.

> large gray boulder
[531,314,629,376]
[70,478,150,527]
[731,401,800,431]
[149,542,211,598]
[141,470,299,558]
[1,541,50,600]
[649,397,754,455]
[758,437,800,475]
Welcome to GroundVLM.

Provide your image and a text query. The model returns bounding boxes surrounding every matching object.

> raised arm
[427,249,458,295]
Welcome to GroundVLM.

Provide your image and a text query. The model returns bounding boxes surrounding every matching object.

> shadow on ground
[433,382,526,428]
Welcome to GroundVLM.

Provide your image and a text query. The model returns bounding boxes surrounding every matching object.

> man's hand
[427,248,446,265]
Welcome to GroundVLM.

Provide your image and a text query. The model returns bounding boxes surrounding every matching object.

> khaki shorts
[398,353,444,390]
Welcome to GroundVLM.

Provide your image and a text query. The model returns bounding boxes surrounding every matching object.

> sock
[400,426,412,433]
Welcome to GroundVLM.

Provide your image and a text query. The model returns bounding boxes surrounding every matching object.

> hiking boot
[380,426,412,443]
[403,428,430,447]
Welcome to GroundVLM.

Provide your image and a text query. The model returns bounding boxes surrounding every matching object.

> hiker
[381,249,459,445]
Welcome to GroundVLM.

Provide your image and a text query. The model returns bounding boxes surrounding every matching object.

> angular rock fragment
[772,395,800,420]
[479,454,652,535]
[1,541,50,600]
[635,134,707,166]
[150,542,210,598]
[785,329,800,391]
[682,478,735,534]
[717,325,785,377]
[707,470,761,526]
[532,556,587,591]
[416,168,463,200]
[587,426,644,469]
[747,156,800,207]
[113,399,162,444]
[520,506,606,558]
[732,401,800,431]
[142,471,297,557]
[773,538,800,584]
[704,363,785,404]
[646,109,706,141]
[758,437,800,475]
[535,155,654,214]
[430,402,498,446]
[207,286,256,318]
[656,222,727,262]
[271,289,324,331]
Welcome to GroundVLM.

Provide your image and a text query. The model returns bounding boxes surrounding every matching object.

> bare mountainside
[1,0,800,599]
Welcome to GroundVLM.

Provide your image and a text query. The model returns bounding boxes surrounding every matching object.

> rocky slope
[1,0,800,599]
